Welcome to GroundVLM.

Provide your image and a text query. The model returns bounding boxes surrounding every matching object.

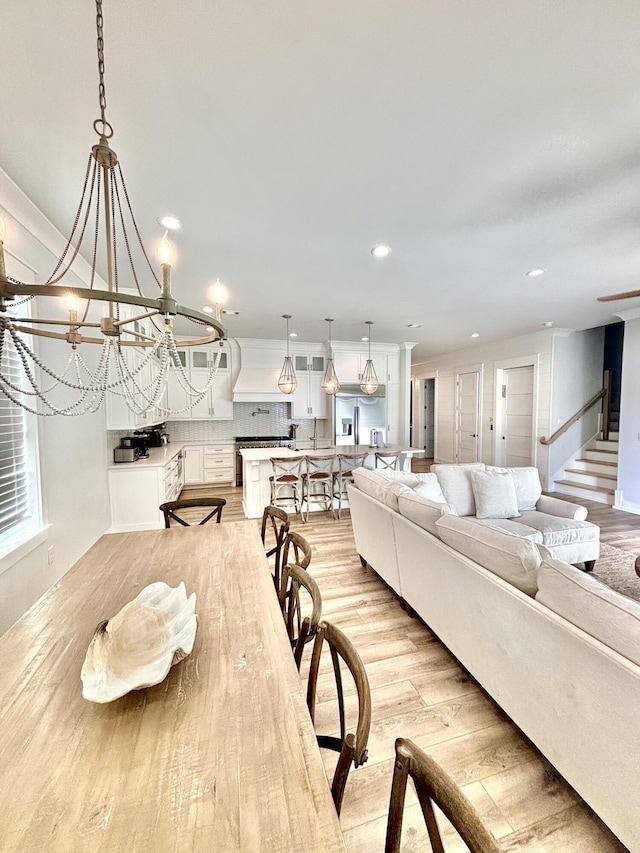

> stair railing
[540,371,610,446]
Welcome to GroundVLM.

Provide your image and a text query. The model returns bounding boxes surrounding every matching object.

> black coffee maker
[134,425,165,448]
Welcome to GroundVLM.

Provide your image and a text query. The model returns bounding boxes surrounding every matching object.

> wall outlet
[47,545,54,565]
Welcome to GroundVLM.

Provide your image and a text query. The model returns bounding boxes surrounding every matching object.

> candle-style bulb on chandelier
[321,318,340,395]
[360,320,379,395]
[278,314,297,395]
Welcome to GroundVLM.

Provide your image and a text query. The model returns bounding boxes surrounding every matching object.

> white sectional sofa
[347,467,640,852]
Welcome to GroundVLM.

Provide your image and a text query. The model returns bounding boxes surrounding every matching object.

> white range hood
[232,367,285,403]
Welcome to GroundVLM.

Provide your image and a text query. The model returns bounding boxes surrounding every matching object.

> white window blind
[0,333,30,535]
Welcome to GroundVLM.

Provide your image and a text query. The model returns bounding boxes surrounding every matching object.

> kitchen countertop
[108,442,186,470]
[239,444,424,462]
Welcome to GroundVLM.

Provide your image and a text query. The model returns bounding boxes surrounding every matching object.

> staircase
[554,431,618,505]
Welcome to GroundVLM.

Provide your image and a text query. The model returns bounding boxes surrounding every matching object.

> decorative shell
[81,581,197,703]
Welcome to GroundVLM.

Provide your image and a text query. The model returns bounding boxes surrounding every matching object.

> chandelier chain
[96,0,107,129]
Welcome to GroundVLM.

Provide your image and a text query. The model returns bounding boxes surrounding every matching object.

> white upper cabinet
[291,346,328,418]
[165,344,233,420]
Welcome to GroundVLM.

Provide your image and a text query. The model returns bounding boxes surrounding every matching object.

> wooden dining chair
[159,497,226,527]
[278,563,322,669]
[302,454,336,522]
[260,505,290,590]
[306,620,371,816]
[385,738,502,853]
[375,450,401,471]
[332,451,368,519]
[282,530,312,572]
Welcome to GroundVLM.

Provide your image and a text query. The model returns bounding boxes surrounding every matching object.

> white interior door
[500,365,534,467]
[456,371,479,462]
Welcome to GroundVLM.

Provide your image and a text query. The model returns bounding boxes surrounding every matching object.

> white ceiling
[3,1,640,361]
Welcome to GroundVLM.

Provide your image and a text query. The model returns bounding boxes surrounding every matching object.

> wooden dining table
[0,521,346,852]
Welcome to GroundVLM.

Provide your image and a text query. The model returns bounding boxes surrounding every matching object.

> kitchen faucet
[251,407,269,416]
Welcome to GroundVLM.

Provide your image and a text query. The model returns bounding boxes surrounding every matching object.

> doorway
[423,378,435,458]
[455,370,480,462]
[497,365,535,467]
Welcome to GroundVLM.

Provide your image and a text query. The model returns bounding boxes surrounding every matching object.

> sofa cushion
[470,469,521,519]
[375,469,422,487]
[470,517,543,543]
[411,475,447,503]
[487,466,542,511]
[517,512,600,548]
[435,514,541,595]
[536,559,640,667]
[351,467,410,511]
[430,463,485,516]
[397,491,457,536]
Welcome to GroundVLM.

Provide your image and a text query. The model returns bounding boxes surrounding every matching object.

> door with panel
[455,370,480,462]
[499,365,534,467]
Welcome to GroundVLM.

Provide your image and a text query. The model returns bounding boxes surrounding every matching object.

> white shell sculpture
[81,581,198,703]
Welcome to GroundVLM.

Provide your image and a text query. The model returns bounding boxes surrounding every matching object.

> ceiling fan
[597,288,640,302]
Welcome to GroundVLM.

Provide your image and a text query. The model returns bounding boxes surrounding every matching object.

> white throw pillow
[435,514,540,595]
[375,469,420,488]
[411,474,447,503]
[536,559,640,667]
[431,463,485,516]
[470,469,521,519]
[487,466,541,512]
[397,491,457,537]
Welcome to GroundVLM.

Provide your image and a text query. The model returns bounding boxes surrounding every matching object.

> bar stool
[302,455,336,522]
[375,450,401,471]
[269,456,304,516]
[333,451,368,519]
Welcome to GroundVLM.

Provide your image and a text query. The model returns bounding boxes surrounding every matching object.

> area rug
[589,542,640,602]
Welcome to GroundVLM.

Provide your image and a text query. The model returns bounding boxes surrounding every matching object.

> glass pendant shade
[321,358,340,395]
[278,355,298,394]
[278,314,297,394]
[321,318,340,395]
[360,320,379,395]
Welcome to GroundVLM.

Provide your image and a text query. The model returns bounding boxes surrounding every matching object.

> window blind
[0,333,30,535]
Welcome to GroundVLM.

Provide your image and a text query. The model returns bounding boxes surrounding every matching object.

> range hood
[232,367,285,403]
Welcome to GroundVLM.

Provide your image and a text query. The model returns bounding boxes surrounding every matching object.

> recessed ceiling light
[157,214,183,230]
[361,336,369,342]
[289,332,297,338]
[224,309,240,315]
[542,321,554,327]
[526,268,545,277]
[371,244,392,259]
[407,323,423,329]
[202,305,214,314]
[470,333,480,338]
[206,325,214,332]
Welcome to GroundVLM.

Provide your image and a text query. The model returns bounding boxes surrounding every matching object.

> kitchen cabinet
[291,352,328,418]
[108,445,185,532]
[166,344,233,421]
[183,443,235,486]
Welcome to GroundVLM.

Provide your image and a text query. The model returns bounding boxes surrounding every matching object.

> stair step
[593,439,618,451]
[575,457,617,468]
[554,480,615,504]
[583,449,618,463]
[564,469,617,488]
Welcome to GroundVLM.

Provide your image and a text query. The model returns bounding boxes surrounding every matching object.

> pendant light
[360,320,379,395]
[321,318,340,395]
[278,314,298,394]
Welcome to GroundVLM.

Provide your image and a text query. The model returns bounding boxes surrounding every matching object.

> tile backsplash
[108,402,329,450]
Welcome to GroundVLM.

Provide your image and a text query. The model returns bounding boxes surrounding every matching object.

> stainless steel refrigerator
[334,384,387,446]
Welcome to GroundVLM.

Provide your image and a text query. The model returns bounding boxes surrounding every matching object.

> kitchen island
[240,444,423,519]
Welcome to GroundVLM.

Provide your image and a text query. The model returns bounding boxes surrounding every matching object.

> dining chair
[302,454,336,522]
[332,451,368,519]
[159,497,226,527]
[282,530,312,572]
[278,562,322,669]
[385,737,502,853]
[306,620,371,816]
[260,505,290,590]
[269,456,305,516]
[375,450,401,471]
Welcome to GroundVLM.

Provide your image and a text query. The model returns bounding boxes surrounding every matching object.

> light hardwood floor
[180,476,634,852]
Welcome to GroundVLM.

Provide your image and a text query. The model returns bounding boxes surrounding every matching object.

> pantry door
[456,370,480,462]
[499,365,535,467]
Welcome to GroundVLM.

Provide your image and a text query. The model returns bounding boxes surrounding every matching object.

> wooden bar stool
[333,451,368,519]
[375,450,401,471]
[302,455,336,522]
[269,456,304,515]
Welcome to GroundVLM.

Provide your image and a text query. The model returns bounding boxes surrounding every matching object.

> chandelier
[0,0,226,418]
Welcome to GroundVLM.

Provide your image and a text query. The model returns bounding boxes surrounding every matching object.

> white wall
[0,170,110,636]
[616,312,640,512]
[549,327,604,479]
